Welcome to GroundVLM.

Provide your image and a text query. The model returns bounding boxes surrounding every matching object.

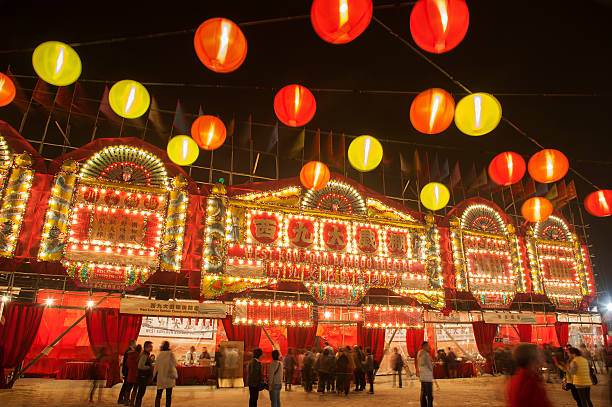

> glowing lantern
[0,73,16,107]
[521,197,553,223]
[191,115,226,150]
[410,0,469,53]
[310,0,373,44]
[454,92,501,136]
[348,135,383,172]
[167,136,199,166]
[32,41,82,86]
[274,84,316,127]
[420,182,450,211]
[584,190,612,217]
[410,88,455,134]
[488,152,526,186]
[109,80,150,119]
[528,149,569,184]
[300,161,331,190]
[194,18,247,73]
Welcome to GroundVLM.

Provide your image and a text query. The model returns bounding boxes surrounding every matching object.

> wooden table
[176,366,212,385]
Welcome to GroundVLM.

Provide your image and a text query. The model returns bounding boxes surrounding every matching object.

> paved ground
[0,374,609,406]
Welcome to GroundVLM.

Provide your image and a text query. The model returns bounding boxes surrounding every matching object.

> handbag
[589,366,598,385]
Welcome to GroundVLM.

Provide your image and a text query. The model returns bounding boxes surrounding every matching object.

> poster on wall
[139,316,215,339]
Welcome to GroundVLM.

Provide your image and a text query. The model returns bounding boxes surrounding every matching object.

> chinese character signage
[120,297,228,318]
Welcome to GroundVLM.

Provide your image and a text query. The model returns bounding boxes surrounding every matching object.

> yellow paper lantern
[109,80,150,119]
[347,135,383,172]
[32,41,82,86]
[167,135,199,166]
[420,182,450,211]
[454,92,501,136]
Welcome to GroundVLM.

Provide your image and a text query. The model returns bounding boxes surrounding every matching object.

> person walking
[446,348,459,379]
[89,347,108,403]
[364,347,375,394]
[247,348,264,407]
[118,340,136,404]
[283,348,296,391]
[505,343,553,407]
[153,341,177,407]
[417,342,434,407]
[302,348,315,392]
[568,347,594,407]
[335,347,352,396]
[134,341,154,407]
[268,350,283,407]
[391,347,404,388]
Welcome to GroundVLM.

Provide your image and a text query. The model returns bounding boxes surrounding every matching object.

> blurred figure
[268,350,283,407]
[391,347,404,388]
[247,348,264,407]
[185,346,198,366]
[417,342,434,407]
[154,341,177,407]
[364,347,375,394]
[89,347,108,403]
[505,343,552,407]
[283,348,296,391]
[134,341,154,407]
[446,348,459,379]
[296,349,304,385]
[315,348,333,393]
[352,345,365,391]
[568,347,593,407]
[335,347,352,396]
[199,347,211,360]
[125,344,142,406]
[302,348,315,392]
[213,346,223,388]
[594,344,607,374]
[118,340,136,404]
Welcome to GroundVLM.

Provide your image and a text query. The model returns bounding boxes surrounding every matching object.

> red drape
[472,321,498,373]
[356,323,385,364]
[554,322,569,347]
[85,308,142,388]
[221,317,261,351]
[286,324,318,350]
[517,324,532,343]
[406,327,425,372]
[0,303,44,388]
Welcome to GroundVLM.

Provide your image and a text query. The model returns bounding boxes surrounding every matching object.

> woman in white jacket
[268,350,283,407]
[153,341,178,407]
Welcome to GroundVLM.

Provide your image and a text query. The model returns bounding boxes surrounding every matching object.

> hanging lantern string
[372,16,602,192]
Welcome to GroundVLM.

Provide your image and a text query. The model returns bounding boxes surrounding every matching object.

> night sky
[1,1,611,301]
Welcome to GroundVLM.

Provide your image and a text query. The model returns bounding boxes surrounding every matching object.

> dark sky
[1,0,612,300]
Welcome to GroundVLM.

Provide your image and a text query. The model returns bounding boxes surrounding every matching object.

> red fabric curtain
[286,324,318,350]
[356,322,385,364]
[517,324,532,343]
[472,321,498,373]
[221,317,261,351]
[405,328,425,358]
[0,303,44,388]
[554,322,569,347]
[85,308,142,388]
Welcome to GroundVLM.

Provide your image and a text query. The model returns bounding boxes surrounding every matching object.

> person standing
[352,346,365,391]
[213,346,223,388]
[118,340,136,404]
[505,343,552,407]
[134,341,154,407]
[314,349,332,393]
[335,347,351,396]
[417,342,434,407]
[125,344,142,406]
[568,347,593,407]
[247,348,264,407]
[364,348,375,394]
[199,347,211,361]
[283,348,296,391]
[153,341,177,407]
[446,348,459,379]
[302,348,315,392]
[391,347,404,388]
[268,350,283,407]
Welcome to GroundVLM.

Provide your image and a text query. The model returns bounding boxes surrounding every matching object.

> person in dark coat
[446,347,459,378]
[390,347,404,388]
[247,348,264,407]
[335,347,352,396]
[283,348,296,391]
[126,344,142,406]
[314,349,333,393]
[364,347,375,394]
[302,349,315,392]
[134,341,154,407]
[118,340,136,404]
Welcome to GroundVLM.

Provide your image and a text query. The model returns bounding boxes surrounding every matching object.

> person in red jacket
[506,343,553,407]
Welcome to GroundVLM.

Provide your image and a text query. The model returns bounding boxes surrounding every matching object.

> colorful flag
[449,161,462,189]
[566,180,577,200]
[172,100,189,135]
[521,178,536,200]
[440,158,450,181]
[399,152,409,175]
[323,130,333,163]
[55,85,73,111]
[420,151,430,184]
[413,149,422,181]
[464,162,477,188]
[71,82,95,116]
[310,128,321,161]
[553,180,568,209]
[5,68,27,110]
[266,121,279,152]
[545,183,558,201]
[332,133,345,171]
[429,153,440,181]
[98,85,121,125]
[288,128,305,159]
[535,182,549,197]
[147,96,168,141]
[32,79,54,110]
[470,168,488,190]
[239,114,252,148]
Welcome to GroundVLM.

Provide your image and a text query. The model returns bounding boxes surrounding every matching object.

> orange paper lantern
[488,152,526,186]
[194,18,247,73]
[300,161,330,190]
[274,84,317,127]
[191,115,226,150]
[0,73,16,107]
[311,0,373,44]
[410,0,469,54]
[521,197,553,223]
[410,88,455,134]
[584,190,612,217]
[528,149,569,183]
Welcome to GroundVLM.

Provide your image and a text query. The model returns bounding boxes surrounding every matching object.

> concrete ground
[0,374,609,406]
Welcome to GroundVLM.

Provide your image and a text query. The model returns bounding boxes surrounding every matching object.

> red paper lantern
[528,149,569,183]
[300,161,330,190]
[488,152,526,186]
[521,197,553,223]
[191,115,226,150]
[0,73,16,107]
[410,0,469,54]
[194,18,247,73]
[584,189,612,217]
[410,88,455,134]
[274,84,317,127]
[311,0,373,44]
